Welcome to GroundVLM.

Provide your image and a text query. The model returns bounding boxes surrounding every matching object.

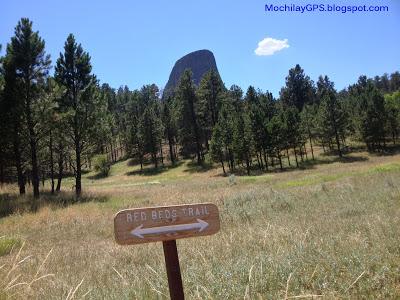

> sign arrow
[131,219,209,239]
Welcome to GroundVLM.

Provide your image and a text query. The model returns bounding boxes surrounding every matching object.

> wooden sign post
[114,203,220,299]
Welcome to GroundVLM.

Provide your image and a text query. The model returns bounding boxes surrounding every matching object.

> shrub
[93,154,111,177]
[0,237,21,257]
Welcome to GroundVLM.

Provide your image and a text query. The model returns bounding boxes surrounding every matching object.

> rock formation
[163,49,220,99]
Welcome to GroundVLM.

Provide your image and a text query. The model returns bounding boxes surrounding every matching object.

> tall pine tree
[174,70,203,164]
[8,18,51,203]
[55,34,99,197]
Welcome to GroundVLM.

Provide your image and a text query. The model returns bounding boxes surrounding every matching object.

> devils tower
[163,49,220,99]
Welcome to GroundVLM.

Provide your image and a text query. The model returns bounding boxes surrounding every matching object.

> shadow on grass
[87,172,108,180]
[183,160,216,174]
[127,157,157,167]
[331,143,400,156]
[298,155,368,168]
[369,144,400,156]
[0,191,108,219]
[214,154,369,177]
[125,161,184,176]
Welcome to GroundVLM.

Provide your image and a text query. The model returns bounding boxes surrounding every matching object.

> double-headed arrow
[131,219,209,239]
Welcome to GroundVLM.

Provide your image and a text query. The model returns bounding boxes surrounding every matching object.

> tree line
[0,19,399,206]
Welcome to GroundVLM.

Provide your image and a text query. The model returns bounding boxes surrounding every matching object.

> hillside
[1,149,400,299]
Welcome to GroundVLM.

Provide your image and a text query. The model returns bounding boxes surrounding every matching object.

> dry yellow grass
[1,150,400,299]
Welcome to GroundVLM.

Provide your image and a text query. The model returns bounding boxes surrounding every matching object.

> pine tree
[280,64,316,110]
[55,34,100,197]
[246,86,267,170]
[300,104,318,160]
[138,85,164,168]
[210,121,226,174]
[223,85,244,171]
[196,70,225,148]
[7,18,51,203]
[34,78,64,193]
[115,86,131,152]
[0,48,8,186]
[317,76,346,157]
[267,110,286,170]
[100,83,119,162]
[162,97,177,164]
[210,94,237,174]
[390,72,400,92]
[233,106,253,175]
[384,91,400,144]
[126,90,145,169]
[174,70,203,164]
[284,106,302,166]
[2,45,26,194]
[360,83,387,150]
[348,77,387,151]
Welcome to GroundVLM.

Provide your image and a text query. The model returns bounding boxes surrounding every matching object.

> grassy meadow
[1,148,400,299]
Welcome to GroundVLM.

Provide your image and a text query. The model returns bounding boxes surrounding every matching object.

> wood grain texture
[114,203,220,245]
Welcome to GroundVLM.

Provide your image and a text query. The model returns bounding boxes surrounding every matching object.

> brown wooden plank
[163,240,185,300]
[114,203,220,245]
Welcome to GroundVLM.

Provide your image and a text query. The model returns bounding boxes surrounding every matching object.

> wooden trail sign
[114,203,220,300]
[114,203,220,245]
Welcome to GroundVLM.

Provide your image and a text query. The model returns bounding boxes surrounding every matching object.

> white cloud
[254,37,289,56]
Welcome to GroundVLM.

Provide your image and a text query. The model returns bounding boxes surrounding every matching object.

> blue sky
[1,0,399,96]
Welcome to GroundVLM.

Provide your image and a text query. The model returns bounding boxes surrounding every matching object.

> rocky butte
[162,49,220,99]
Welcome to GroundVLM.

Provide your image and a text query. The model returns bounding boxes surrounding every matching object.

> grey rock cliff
[163,49,220,99]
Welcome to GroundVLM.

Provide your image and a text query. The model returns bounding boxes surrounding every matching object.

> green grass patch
[279,173,347,188]
[0,236,21,257]
[370,163,400,174]
[278,162,400,188]
[238,174,274,184]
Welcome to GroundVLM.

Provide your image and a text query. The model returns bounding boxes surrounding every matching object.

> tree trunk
[293,147,299,167]
[139,152,143,171]
[220,158,226,175]
[175,144,179,161]
[189,97,202,165]
[278,153,283,170]
[49,132,55,194]
[229,149,234,171]
[262,148,268,171]
[196,150,202,165]
[286,148,291,166]
[245,157,250,176]
[256,153,262,170]
[26,100,40,203]
[0,160,4,186]
[334,126,342,158]
[56,140,64,192]
[13,130,25,194]
[205,138,209,151]
[75,138,82,198]
[304,143,308,160]
[56,162,63,192]
[309,135,315,160]
[168,135,175,164]
[299,145,304,162]
[153,152,158,169]
[259,151,264,170]
[160,141,164,166]
[110,142,115,162]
